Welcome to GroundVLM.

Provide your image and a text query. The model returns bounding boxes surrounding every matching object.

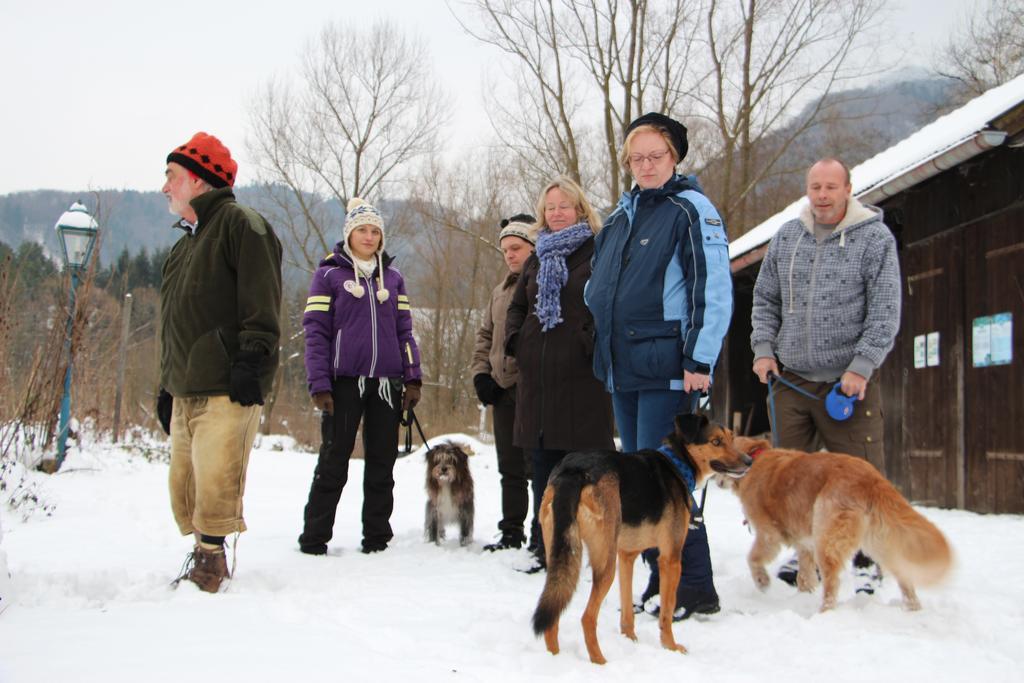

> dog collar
[656,444,696,493]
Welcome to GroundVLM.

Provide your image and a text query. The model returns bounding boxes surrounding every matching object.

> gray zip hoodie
[750,197,901,381]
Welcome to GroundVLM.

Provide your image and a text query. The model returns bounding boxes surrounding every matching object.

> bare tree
[458,1,588,187]
[937,0,1024,102]
[404,152,527,434]
[691,0,884,237]
[247,20,450,273]
[457,0,888,235]
[453,0,699,208]
[562,0,700,200]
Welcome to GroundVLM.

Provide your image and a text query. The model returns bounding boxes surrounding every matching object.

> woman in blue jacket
[586,112,732,619]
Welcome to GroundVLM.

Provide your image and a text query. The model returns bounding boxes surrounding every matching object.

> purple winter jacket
[303,246,422,395]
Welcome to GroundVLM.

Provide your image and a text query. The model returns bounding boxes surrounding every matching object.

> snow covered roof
[729,72,1024,261]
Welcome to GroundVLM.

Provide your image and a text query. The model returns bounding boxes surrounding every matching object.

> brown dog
[424,441,475,546]
[531,414,751,664]
[724,437,952,611]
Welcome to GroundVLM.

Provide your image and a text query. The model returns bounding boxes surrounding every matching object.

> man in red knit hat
[157,132,282,593]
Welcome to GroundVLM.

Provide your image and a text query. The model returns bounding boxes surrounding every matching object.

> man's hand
[840,371,868,400]
[312,391,334,415]
[229,350,265,406]
[683,370,710,394]
[473,373,503,406]
[753,357,780,384]
[402,383,421,411]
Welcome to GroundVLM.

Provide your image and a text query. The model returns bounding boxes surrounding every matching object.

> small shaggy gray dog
[424,441,474,546]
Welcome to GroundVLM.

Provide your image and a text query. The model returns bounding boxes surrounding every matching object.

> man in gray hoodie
[750,157,901,591]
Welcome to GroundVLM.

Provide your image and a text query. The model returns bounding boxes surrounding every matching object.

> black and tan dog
[531,414,751,664]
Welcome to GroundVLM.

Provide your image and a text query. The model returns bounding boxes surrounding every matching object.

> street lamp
[50,201,99,471]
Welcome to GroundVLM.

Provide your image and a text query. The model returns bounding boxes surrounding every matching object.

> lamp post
[51,201,99,471]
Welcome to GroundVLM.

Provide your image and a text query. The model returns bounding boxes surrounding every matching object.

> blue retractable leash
[766,372,858,448]
[825,383,859,421]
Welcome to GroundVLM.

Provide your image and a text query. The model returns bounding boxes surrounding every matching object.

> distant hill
[771,73,958,174]
[732,74,958,228]
[0,188,174,267]
[1,73,957,274]
[0,186,423,289]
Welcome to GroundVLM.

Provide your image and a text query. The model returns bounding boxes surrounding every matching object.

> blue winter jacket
[586,174,733,392]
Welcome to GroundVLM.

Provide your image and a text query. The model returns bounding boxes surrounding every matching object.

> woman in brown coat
[505,176,615,569]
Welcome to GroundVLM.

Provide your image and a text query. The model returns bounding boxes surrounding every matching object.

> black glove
[229,350,265,407]
[156,388,173,435]
[473,373,503,406]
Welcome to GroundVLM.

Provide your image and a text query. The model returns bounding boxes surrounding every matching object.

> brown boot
[188,544,230,593]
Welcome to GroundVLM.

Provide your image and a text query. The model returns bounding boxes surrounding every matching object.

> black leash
[401,408,432,455]
[692,387,713,526]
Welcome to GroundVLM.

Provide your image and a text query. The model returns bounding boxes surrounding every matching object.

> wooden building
[720,75,1024,513]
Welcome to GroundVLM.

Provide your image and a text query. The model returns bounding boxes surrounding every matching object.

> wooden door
[901,232,962,508]
[964,206,1024,513]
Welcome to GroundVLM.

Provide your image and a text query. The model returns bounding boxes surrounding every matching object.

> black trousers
[641,503,717,603]
[529,448,568,553]
[493,389,530,534]
[299,377,402,547]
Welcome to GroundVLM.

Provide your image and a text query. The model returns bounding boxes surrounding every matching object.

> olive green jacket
[159,187,283,397]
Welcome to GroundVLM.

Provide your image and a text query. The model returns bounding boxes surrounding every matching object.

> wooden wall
[725,143,1024,512]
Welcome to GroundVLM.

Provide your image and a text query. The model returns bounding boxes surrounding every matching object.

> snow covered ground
[2,432,1022,682]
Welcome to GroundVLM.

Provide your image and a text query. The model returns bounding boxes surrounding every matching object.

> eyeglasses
[628,149,671,167]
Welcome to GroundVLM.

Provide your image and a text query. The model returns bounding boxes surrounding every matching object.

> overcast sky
[0,0,967,195]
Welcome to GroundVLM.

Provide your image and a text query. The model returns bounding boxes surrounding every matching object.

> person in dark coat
[298,197,422,556]
[586,112,732,619]
[505,176,615,569]
[472,215,537,552]
[159,131,282,593]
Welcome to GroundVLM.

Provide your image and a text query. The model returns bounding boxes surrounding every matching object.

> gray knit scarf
[534,222,591,332]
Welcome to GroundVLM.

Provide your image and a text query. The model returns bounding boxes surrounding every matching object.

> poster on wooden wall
[927,331,940,366]
[990,313,1012,365]
[972,313,1013,367]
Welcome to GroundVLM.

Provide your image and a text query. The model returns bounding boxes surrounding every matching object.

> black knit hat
[625,112,688,163]
[504,213,535,225]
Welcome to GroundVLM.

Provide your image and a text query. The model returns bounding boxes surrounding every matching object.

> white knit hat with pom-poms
[343,197,389,303]
[344,197,385,249]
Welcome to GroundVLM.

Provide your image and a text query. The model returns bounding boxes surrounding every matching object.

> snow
[730,72,1024,260]
[53,203,99,230]
[2,432,1023,682]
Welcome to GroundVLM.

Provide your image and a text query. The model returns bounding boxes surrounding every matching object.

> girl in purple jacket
[298,197,422,555]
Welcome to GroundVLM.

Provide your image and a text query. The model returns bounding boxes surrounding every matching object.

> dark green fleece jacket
[159,187,282,398]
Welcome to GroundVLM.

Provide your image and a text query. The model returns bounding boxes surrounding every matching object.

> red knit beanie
[166,132,237,188]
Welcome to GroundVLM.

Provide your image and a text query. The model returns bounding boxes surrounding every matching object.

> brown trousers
[169,395,261,536]
[768,370,885,473]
